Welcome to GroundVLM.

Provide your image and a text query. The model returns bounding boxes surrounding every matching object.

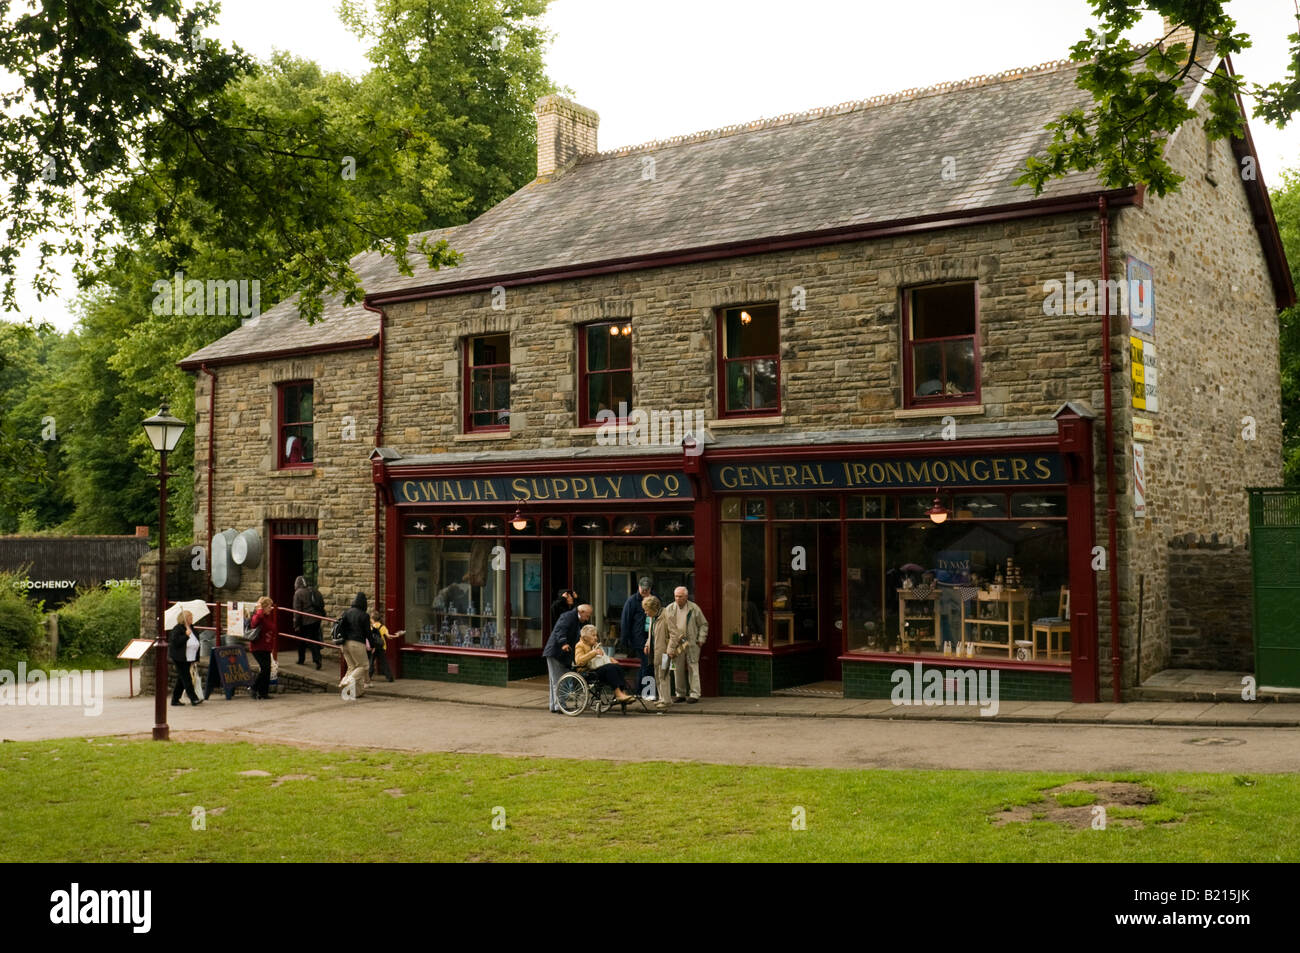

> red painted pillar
[685,444,718,696]
[1058,410,1099,702]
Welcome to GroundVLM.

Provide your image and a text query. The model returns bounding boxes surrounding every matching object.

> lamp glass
[142,404,187,452]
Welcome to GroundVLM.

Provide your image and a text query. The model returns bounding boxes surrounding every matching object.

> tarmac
[2,663,1299,772]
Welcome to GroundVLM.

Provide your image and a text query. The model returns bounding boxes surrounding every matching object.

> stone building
[179,43,1292,702]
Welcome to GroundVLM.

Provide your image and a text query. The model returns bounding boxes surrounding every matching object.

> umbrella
[899,563,926,573]
[164,599,210,629]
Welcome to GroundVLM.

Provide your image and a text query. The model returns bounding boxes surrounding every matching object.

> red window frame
[277,381,314,469]
[463,334,511,433]
[577,320,634,426]
[901,282,981,409]
[716,304,781,418]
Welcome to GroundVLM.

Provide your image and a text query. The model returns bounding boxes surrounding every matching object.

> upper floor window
[278,381,314,468]
[718,304,780,416]
[903,283,979,407]
[465,334,511,432]
[579,320,633,425]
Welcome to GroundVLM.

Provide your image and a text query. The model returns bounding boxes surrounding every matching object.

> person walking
[641,594,682,713]
[338,593,372,696]
[168,610,202,706]
[666,586,708,703]
[368,611,394,682]
[542,602,592,713]
[292,575,324,669]
[621,577,654,694]
[247,597,277,700]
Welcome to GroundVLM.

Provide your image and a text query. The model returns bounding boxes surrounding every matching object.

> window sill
[271,467,316,477]
[894,405,984,420]
[708,416,783,429]
[453,432,513,443]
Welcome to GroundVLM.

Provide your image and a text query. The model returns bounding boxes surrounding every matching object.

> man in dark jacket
[339,593,372,697]
[542,603,592,713]
[621,577,654,697]
[292,575,323,669]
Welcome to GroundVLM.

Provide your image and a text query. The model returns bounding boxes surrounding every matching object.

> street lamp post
[143,403,187,741]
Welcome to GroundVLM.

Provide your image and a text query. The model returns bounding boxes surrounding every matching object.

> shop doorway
[268,520,318,648]
[819,523,844,681]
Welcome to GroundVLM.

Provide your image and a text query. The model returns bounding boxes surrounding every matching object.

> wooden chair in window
[1031,586,1070,659]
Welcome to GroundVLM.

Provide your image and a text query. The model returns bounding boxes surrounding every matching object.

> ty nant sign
[394,471,692,504]
[712,454,1064,491]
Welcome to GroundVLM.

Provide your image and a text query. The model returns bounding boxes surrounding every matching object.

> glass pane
[725,305,778,357]
[774,497,806,520]
[942,338,976,394]
[911,284,975,338]
[846,523,885,652]
[721,498,741,520]
[772,523,817,643]
[912,342,944,397]
[472,372,492,410]
[725,361,751,412]
[744,499,766,520]
[492,375,510,414]
[752,359,778,409]
[539,515,568,535]
[720,522,767,646]
[405,537,506,650]
[955,494,1007,519]
[609,326,632,369]
[586,325,610,372]
[1010,493,1067,518]
[607,371,633,412]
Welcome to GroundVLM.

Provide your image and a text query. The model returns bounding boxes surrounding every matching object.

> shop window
[903,283,979,407]
[579,321,633,425]
[718,304,780,416]
[720,522,768,646]
[277,381,314,468]
[405,537,508,649]
[465,334,511,432]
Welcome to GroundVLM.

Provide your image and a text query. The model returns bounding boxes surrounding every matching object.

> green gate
[1249,488,1300,688]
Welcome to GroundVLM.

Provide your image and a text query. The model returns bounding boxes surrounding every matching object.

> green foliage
[1018,1,1299,197]
[1270,170,1300,485]
[0,570,47,667]
[55,583,142,660]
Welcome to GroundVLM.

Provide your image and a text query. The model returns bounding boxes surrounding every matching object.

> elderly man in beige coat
[665,586,708,702]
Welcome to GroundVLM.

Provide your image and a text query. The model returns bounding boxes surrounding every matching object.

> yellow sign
[1130,337,1159,413]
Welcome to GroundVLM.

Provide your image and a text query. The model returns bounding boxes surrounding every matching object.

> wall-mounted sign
[1126,256,1155,339]
[1130,337,1159,413]
[392,471,692,505]
[1132,416,1155,442]
[710,453,1064,492]
[1133,444,1147,518]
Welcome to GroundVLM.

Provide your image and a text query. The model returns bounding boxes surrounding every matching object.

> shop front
[374,408,1098,702]
[377,453,698,688]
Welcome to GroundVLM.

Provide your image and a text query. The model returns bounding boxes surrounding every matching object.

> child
[574,624,635,703]
[368,612,394,683]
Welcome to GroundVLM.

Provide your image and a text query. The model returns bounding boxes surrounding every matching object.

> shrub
[56,583,141,660]
[0,570,47,667]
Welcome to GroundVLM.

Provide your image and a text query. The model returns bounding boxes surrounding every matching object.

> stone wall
[1111,93,1283,690]
[1164,533,1254,672]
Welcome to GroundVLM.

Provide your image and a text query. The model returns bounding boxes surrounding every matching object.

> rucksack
[330,615,345,644]
[309,588,325,616]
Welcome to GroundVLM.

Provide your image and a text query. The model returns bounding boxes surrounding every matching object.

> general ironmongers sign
[392,471,693,504]
[710,453,1065,491]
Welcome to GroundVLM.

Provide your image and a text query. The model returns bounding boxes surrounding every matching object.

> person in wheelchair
[574,624,637,703]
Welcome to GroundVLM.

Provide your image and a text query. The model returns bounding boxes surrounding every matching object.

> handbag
[330,616,345,644]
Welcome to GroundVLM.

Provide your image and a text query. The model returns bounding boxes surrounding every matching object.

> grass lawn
[1,738,1295,862]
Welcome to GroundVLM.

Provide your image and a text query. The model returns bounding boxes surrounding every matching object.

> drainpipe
[200,364,217,612]
[363,302,387,610]
[1099,196,1122,702]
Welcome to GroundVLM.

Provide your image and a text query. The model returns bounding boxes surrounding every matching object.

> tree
[1271,171,1300,485]
[1017,1,1299,197]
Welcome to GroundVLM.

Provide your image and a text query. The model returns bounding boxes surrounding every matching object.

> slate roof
[180,57,1136,368]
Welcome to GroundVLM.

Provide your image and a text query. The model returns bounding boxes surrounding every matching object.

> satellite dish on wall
[231,529,262,568]
[211,529,241,590]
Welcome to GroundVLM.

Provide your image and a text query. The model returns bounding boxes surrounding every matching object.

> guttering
[366,188,1142,306]
[199,364,217,607]
[1099,196,1122,703]
[364,301,387,611]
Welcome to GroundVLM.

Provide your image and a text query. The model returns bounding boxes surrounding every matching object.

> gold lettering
[1011,458,1029,482]
[905,461,930,484]
[400,481,417,503]
[783,465,799,486]
[512,477,530,501]
[483,481,499,500]
[852,463,869,486]
[800,464,818,485]
[884,462,904,484]
[971,460,991,481]
[1034,457,1053,480]
[992,459,1009,482]
[607,476,625,497]
[868,463,886,484]
[440,480,456,500]
[948,459,969,483]
[718,466,738,490]
[664,474,681,496]
[816,464,831,484]
[531,479,551,500]
[571,477,590,498]
[931,461,950,483]
[553,478,569,498]
[641,474,665,499]
[738,468,753,488]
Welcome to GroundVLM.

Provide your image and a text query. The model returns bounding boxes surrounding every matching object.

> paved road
[2,668,1296,772]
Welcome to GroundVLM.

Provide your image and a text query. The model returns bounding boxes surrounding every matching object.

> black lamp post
[143,402,187,741]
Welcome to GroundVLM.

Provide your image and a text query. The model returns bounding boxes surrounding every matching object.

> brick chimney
[535,95,599,179]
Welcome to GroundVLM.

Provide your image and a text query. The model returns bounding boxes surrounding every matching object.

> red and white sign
[1133,444,1146,518]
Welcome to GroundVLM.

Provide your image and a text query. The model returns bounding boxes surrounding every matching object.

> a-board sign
[117,639,155,661]
[211,644,256,691]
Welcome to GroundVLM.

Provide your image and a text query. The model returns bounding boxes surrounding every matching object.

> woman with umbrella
[167,608,203,706]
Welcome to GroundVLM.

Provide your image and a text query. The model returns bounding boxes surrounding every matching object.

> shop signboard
[1126,255,1156,339]
[392,470,692,504]
[1132,416,1155,442]
[710,452,1065,492]
[1131,337,1159,413]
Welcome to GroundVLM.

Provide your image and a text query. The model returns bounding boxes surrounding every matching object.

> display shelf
[897,588,941,652]
[960,589,1030,658]
[413,609,535,650]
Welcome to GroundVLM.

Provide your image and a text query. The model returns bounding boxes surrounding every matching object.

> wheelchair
[555,665,648,717]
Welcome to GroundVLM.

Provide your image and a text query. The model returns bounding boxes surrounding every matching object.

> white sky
[9,0,1300,331]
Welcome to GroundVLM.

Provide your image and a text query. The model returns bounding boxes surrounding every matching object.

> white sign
[1133,444,1146,518]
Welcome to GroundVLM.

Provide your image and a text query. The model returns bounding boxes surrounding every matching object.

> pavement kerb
[340,680,1300,727]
